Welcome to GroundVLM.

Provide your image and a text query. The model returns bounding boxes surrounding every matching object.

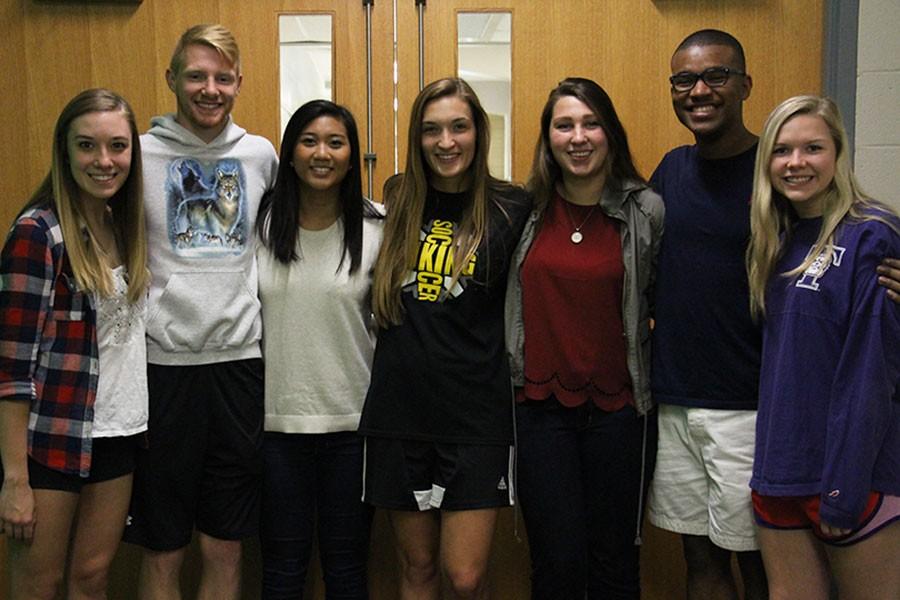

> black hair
[257,100,380,273]
[674,29,746,71]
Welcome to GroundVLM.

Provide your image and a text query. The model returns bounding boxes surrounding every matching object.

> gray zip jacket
[505,180,664,415]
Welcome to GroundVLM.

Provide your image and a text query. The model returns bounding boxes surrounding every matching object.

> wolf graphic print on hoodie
[168,157,247,254]
[141,114,277,364]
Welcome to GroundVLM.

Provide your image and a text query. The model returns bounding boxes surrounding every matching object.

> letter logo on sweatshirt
[795,244,846,291]
[402,218,476,302]
[165,157,248,256]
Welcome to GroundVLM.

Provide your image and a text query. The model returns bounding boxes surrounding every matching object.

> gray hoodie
[141,114,278,365]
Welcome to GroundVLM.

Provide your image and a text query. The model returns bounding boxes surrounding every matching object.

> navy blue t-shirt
[650,144,761,410]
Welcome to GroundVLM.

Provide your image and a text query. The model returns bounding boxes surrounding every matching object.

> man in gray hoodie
[124,24,277,600]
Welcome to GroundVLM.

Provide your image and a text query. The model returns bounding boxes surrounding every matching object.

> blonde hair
[169,24,240,76]
[26,88,148,304]
[747,95,897,317]
[372,78,507,327]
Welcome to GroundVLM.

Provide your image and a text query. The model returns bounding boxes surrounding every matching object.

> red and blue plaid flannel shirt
[0,205,98,477]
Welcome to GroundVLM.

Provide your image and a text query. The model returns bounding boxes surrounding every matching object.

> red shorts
[752,490,900,546]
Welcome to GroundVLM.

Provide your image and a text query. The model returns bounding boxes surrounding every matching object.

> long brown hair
[372,78,508,326]
[528,77,644,211]
[26,88,148,303]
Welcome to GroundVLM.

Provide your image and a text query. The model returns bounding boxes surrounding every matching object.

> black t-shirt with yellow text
[360,184,531,445]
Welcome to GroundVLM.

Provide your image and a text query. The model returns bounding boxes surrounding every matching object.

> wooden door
[392,0,824,185]
[1,2,824,599]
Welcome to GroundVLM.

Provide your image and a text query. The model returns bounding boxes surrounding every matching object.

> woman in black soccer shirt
[359,78,529,598]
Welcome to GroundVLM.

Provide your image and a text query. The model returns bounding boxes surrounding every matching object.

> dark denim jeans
[260,431,373,599]
[516,399,657,600]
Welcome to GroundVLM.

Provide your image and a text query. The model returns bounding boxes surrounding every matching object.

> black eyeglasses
[669,67,745,92]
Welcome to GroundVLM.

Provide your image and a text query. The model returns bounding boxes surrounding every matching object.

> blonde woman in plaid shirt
[0,88,149,600]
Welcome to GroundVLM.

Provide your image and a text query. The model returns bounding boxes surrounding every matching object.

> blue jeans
[516,399,657,600]
[260,431,373,599]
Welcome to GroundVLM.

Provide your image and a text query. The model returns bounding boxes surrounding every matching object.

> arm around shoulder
[869,205,900,303]
[878,257,900,302]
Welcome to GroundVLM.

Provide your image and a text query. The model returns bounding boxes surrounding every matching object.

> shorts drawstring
[634,411,649,546]
[510,376,523,542]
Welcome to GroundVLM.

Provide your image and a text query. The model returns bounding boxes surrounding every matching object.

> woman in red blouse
[0,89,148,600]
[505,77,664,599]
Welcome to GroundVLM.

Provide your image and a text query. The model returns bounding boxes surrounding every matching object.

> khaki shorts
[648,404,759,552]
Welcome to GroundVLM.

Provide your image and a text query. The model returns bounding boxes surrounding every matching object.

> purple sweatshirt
[751,212,900,530]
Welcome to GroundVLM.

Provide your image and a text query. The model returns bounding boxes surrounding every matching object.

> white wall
[854,0,900,211]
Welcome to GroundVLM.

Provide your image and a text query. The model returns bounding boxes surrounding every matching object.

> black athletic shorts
[0,435,140,494]
[123,359,264,551]
[363,437,514,511]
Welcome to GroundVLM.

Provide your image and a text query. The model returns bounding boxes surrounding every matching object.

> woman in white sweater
[256,100,383,599]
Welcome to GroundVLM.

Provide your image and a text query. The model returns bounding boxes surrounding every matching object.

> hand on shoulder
[877,257,900,303]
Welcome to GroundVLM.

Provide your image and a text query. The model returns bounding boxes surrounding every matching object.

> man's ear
[741,73,753,101]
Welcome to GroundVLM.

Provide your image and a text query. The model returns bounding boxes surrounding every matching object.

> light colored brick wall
[855,0,900,211]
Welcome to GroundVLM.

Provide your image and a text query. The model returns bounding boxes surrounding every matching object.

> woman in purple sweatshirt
[746,95,900,600]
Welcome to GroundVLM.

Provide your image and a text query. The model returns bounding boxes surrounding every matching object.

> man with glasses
[646,29,767,600]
